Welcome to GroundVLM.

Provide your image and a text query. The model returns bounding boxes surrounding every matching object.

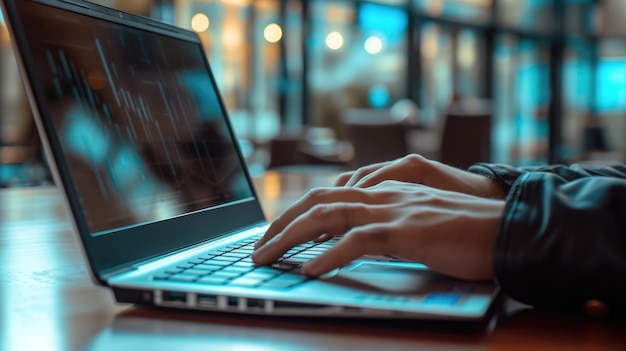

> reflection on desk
[1,171,625,351]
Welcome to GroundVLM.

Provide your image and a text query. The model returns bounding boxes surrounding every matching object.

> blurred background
[2,0,626,187]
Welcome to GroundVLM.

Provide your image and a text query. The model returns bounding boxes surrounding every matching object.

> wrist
[479,176,507,199]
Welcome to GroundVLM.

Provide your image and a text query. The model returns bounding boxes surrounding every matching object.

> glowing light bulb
[326,31,344,50]
[364,36,383,54]
[264,23,282,43]
[191,13,210,33]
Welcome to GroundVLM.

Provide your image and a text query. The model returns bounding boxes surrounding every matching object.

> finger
[333,171,355,186]
[254,187,376,249]
[353,157,422,188]
[344,161,391,187]
[252,202,386,265]
[302,223,394,276]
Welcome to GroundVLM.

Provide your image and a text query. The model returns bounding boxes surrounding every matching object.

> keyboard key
[260,280,300,289]
[311,247,330,253]
[230,248,253,255]
[242,271,280,281]
[183,269,211,276]
[169,274,198,282]
[211,256,240,263]
[164,269,184,274]
[195,263,226,271]
[229,277,263,287]
[188,258,208,265]
[291,253,318,259]
[203,260,233,266]
[196,276,229,285]
[251,266,283,274]
[211,271,244,279]
[232,261,255,268]
[221,252,249,258]
[221,266,254,274]
[197,254,217,260]
[276,273,308,283]
[281,257,309,264]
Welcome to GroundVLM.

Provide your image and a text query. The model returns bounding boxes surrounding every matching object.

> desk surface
[1,170,625,351]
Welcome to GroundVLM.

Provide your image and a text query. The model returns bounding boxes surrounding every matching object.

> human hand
[335,154,506,199]
[252,180,506,281]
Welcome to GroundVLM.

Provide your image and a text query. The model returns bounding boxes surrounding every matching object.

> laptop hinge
[99,266,136,284]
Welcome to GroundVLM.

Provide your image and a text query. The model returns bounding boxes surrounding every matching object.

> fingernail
[251,249,260,260]
[251,248,267,263]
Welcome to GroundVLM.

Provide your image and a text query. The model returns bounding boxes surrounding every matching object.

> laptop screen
[14,1,255,235]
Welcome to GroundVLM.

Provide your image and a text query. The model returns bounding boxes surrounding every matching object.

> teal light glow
[358,3,407,42]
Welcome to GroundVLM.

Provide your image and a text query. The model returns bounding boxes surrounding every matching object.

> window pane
[414,0,492,23]
[592,40,626,161]
[498,0,554,33]
[456,29,487,99]
[419,23,453,128]
[561,40,593,162]
[564,0,594,36]
[597,0,626,37]
[281,0,304,130]
[493,35,550,165]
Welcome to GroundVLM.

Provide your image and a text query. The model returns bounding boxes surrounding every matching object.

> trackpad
[332,261,452,294]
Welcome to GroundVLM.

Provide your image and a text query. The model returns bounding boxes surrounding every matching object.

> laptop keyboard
[152,236,340,289]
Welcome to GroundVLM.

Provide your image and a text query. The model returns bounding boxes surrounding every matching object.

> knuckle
[309,203,332,217]
[405,153,426,165]
[307,187,329,201]
[352,168,370,180]
[335,172,351,184]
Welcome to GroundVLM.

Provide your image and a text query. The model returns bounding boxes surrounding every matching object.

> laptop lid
[2,0,266,283]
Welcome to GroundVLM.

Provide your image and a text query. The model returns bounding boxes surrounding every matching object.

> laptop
[2,0,500,321]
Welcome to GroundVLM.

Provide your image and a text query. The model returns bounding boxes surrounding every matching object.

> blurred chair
[342,108,410,169]
[439,99,492,170]
[267,131,308,169]
[267,128,347,171]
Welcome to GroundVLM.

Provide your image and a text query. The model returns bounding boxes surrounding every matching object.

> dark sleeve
[468,162,626,193]
[493,172,626,317]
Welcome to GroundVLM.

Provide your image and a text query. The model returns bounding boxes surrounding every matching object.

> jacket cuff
[468,163,527,193]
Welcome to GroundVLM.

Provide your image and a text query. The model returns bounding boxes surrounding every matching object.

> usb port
[248,298,264,308]
[197,294,218,307]
[162,291,187,303]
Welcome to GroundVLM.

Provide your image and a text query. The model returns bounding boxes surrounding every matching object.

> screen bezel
[1,0,267,283]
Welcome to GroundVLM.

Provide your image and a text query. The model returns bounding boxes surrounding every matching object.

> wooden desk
[1,171,625,351]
